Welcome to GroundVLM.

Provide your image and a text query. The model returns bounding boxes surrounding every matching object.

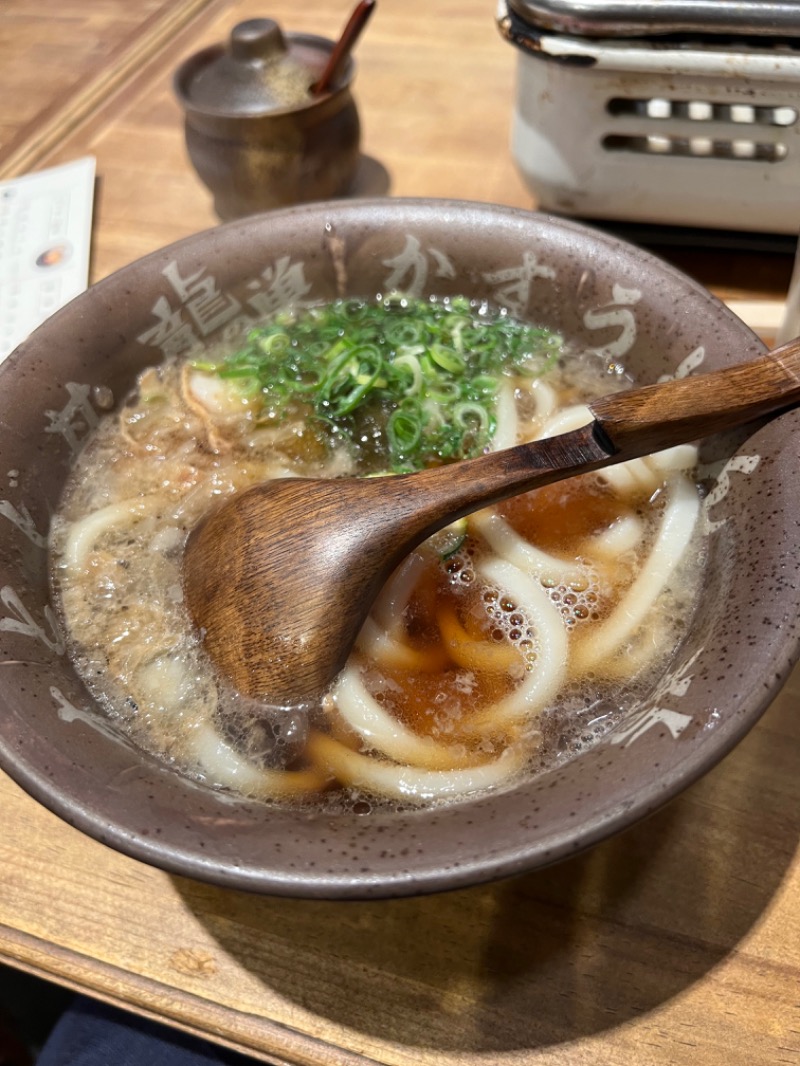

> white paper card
[0,156,96,361]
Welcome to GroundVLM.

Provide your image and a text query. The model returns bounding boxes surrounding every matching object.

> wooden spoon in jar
[310,0,376,95]
[183,336,800,706]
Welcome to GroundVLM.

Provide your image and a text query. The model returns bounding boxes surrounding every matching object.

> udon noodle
[49,295,703,810]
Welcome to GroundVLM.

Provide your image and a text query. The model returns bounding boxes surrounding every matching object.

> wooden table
[1,3,799,1064]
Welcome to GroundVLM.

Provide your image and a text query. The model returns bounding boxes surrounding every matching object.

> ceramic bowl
[0,200,796,899]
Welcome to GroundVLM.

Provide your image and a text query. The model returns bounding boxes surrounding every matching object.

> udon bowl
[0,199,797,899]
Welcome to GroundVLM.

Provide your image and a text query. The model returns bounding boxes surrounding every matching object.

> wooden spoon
[183,336,800,706]
[310,0,376,96]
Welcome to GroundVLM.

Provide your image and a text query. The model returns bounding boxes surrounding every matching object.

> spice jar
[174,18,361,219]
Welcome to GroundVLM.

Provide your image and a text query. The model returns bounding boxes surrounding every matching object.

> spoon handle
[379,335,800,542]
[591,335,800,456]
[310,0,375,94]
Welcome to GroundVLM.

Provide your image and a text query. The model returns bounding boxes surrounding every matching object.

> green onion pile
[197,294,562,472]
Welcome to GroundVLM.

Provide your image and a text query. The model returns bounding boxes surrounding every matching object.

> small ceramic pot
[174,19,361,220]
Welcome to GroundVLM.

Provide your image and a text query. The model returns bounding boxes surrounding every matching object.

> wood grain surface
[0,0,227,182]
[1,668,798,1066]
[0,1,798,1064]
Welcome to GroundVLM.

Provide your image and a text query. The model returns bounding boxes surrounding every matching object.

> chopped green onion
[429,518,468,559]
[209,294,562,472]
[454,402,490,432]
[387,404,423,456]
[392,353,424,396]
[428,380,462,405]
[429,344,465,375]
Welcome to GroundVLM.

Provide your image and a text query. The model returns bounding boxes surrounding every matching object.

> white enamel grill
[497,0,800,232]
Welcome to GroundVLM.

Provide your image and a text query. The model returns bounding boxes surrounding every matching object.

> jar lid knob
[230,18,287,62]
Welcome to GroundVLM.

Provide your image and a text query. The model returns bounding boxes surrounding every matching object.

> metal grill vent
[602,133,788,161]
[606,97,798,126]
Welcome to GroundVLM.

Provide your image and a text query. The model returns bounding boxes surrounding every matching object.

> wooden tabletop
[1,2,799,1064]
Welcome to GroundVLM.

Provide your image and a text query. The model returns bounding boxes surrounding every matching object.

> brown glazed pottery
[0,200,797,900]
[174,19,361,220]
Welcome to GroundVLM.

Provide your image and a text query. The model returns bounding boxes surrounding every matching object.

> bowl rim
[1,197,795,899]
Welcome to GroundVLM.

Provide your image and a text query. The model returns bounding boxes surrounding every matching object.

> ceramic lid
[505,0,800,38]
[178,19,320,115]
